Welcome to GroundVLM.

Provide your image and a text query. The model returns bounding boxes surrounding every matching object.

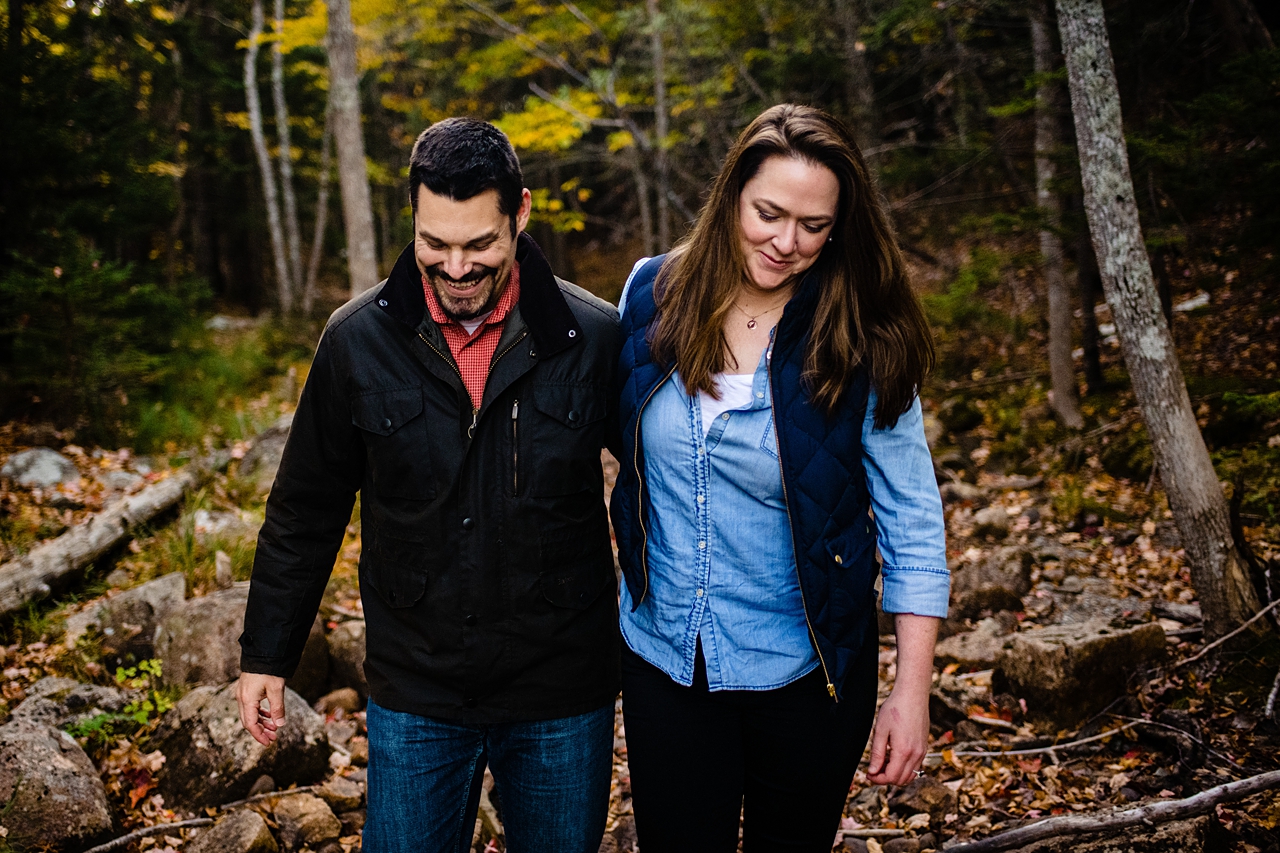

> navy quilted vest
[610,256,880,701]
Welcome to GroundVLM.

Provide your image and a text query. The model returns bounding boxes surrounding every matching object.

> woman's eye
[757,210,778,222]
[803,223,826,234]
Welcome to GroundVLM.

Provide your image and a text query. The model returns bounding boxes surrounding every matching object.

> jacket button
[465,614,478,626]
[568,410,580,424]
[381,417,392,430]
[462,517,474,530]
[464,698,477,708]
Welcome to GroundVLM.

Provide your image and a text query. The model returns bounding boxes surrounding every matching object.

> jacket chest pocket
[352,388,437,501]
[525,383,607,497]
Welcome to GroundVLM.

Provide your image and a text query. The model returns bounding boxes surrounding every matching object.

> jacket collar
[378,232,581,358]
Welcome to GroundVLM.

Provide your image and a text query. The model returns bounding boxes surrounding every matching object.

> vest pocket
[351,387,436,500]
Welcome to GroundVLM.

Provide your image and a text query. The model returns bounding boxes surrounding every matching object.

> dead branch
[928,722,1139,761]
[0,450,231,617]
[1173,598,1280,668]
[943,768,1280,853]
[81,818,215,853]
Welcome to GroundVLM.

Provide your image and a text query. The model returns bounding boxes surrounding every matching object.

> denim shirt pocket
[760,411,779,459]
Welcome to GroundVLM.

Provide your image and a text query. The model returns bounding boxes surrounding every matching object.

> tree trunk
[631,148,656,258]
[1074,222,1106,394]
[272,0,303,289]
[303,101,333,316]
[245,0,293,314]
[1056,0,1263,638]
[833,0,879,150]
[1210,0,1274,55]
[1032,0,1082,429]
[325,0,380,296]
[646,0,671,252]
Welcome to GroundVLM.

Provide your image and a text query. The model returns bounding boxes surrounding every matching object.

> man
[237,118,621,853]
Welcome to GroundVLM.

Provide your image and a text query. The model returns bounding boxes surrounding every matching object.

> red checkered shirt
[422,263,521,410]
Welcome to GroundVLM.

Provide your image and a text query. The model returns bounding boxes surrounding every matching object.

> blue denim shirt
[618,262,949,691]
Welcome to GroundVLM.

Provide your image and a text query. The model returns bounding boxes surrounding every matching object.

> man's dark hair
[409,118,524,234]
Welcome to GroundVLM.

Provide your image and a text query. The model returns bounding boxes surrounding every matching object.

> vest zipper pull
[827,682,836,699]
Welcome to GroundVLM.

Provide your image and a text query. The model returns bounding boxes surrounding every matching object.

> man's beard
[424,262,506,322]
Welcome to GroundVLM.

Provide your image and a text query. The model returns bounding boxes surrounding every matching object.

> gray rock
[186,808,279,853]
[950,546,1034,619]
[882,839,921,853]
[10,676,137,729]
[155,583,250,686]
[315,687,362,716]
[1,447,80,488]
[287,615,330,703]
[971,505,1011,538]
[888,775,958,826]
[318,775,364,813]
[327,620,368,699]
[152,682,330,810]
[274,792,341,850]
[939,481,985,504]
[239,413,293,495]
[0,721,113,849]
[96,469,144,493]
[841,838,869,853]
[193,508,257,543]
[64,571,187,659]
[934,613,1018,668]
[338,808,366,836]
[1153,600,1202,625]
[995,619,1166,728]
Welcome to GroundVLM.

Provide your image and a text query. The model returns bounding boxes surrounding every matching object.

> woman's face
[737,155,840,291]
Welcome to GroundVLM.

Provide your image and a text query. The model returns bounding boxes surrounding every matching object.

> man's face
[413,185,533,321]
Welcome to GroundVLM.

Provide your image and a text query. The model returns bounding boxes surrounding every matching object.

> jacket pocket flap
[532,384,606,429]
[824,522,876,568]
[366,534,430,609]
[352,388,424,436]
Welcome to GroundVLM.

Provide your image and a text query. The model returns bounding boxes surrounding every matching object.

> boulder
[193,508,257,543]
[994,619,1166,728]
[96,469,144,493]
[155,583,250,685]
[950,546,1034,619]
[934,612,1018,668]
[273,792,341,850]
[1,447,80,488]
[318,775,364,813]
[239,413,293,496]
[151,682,330,810]
[327,620,368,699]
[287,615,330,703]
[64,571,187,658]
[185,809,279,853]
[10,676,136,729]
[971,505,1011,539]
[0,722,113,849]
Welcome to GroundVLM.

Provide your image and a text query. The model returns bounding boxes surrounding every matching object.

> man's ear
[514,188,533,235]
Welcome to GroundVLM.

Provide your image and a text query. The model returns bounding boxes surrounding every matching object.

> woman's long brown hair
[648,104,935,429]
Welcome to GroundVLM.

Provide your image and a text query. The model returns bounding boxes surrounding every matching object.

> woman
[609,104,949,851]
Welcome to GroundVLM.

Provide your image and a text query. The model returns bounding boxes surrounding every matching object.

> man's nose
[440,249,472,280]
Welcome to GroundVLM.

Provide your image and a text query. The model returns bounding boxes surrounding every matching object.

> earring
[827,236,834,243]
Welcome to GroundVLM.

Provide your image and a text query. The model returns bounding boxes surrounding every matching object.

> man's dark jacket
[610,256,878,702]
[240,233,622,723]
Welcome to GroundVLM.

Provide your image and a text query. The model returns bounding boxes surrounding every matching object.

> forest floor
[1,238,1279,852]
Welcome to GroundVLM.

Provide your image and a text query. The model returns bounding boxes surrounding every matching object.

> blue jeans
[363,700,614,853]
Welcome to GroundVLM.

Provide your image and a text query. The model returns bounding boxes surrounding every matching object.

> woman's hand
[866,612,939,786]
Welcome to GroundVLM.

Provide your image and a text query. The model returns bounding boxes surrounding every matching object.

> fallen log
[0,450,230,618]
[943,768,1280,853]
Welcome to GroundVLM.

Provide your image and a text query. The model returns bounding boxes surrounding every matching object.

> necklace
[731,300,785,330]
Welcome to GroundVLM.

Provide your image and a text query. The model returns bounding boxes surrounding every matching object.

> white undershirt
[697,373,756,436]
[457,311,493,336]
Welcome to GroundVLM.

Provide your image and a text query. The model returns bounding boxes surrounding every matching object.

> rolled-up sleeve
[862,389,950,617]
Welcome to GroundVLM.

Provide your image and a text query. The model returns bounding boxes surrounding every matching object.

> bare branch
[1172,598,1280,668]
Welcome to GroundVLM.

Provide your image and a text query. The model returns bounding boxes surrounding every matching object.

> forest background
[1,0,1280,850]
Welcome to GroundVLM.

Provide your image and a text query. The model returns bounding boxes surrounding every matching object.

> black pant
[620,640,879,853]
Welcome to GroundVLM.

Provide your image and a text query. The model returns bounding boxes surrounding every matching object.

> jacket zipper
[632,366,676,607]
[417,329,528,440]
[767,341,838,702]
[511,399,519,495]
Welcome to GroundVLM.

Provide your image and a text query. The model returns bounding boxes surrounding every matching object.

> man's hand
[865,684,930,786]
[236,672,287,746]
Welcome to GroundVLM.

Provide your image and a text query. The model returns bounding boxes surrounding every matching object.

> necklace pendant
[747,319,757,329]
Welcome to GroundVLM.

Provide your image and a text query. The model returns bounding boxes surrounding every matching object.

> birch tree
[646,0,671,251]
[271,0,303,289]
[245,0,293,314]
[1031,0,1082,428]
[1055,0,1264,638]
[325,0,380,297]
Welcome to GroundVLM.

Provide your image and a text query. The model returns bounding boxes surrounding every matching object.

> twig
[843,828,908,838]
[1172,599,1280,669]
[81,818,215,853]
[942,768,1280,853]
[928,722,1139,760]
[1266,664,1280,721]
[218,783,323,811]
